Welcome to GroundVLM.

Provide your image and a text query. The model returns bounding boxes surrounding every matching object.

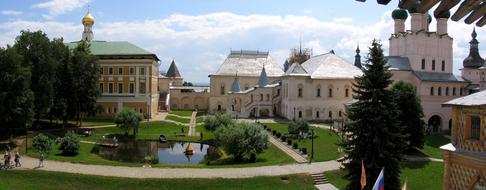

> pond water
[97,140,214,165]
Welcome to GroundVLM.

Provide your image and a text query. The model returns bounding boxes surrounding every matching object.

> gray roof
[284,62,309,76]
[166,60,181,78]
[257,66,268,87]
[230,76,241,93]
[301,53,363,79]
[443,90,486,106]
[212,50,284,77]
[414,71,468,82]
[386,56,413,71]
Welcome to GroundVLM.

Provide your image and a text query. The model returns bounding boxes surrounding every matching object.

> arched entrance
[259,108,270,117]
[428,115,442,133]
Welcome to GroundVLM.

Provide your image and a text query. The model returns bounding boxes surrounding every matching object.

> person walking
[38,152,45,168]
[3,152,8,169]
[14,152,21,167]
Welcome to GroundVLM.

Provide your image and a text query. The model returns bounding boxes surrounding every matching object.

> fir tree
[51,38,74,126]
[340,40,405,190]
[391,81,425,149]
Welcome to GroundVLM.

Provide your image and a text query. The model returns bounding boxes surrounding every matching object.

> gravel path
[16,156,341,179]
[188,111,197,136]
[268,135,308,163]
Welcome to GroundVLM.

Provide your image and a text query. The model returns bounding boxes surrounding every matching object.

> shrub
[114,108,143,136]
[293,142,298,149]
[144,154,159,165]
[266,128,271,132]
[272,130,276,135]
[288,119,309,137]
[263,125,267,129]
[214,122,269,161]
[287,139,292,145]
[59,131,80,155]
[280,135,287,142]
[32,133,52,153]
[276,132,281,138]
[301,147,307,154]
[203,113,233,131]
[249,153,257,163]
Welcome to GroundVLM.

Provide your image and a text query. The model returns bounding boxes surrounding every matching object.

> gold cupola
[82,11,95,26]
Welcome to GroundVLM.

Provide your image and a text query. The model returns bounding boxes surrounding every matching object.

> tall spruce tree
[51,38,74,126]
[14,30,56,126]
[340,40,405,190]
[0,46,34,129]
[71,41,100,126]
[391,81,425,149]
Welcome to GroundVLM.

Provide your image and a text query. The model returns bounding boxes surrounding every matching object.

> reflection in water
[97,140,212,165]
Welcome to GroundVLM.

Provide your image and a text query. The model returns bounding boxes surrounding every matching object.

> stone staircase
[312,173,329,185]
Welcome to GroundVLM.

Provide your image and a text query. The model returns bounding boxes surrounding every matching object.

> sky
[0,0,483,83]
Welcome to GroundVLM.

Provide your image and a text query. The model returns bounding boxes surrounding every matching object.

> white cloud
[303,10,312,14]
[1,10,22,16]
[332,17,353,23]
[33,0,91,17]
[0,11,480,82]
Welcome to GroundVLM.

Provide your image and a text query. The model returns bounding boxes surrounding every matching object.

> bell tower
[81,6,95,42]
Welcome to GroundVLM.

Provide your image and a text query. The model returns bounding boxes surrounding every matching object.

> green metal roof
[65,41,158,60]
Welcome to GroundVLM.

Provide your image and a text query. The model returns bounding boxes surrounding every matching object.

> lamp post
[311,128,315,163]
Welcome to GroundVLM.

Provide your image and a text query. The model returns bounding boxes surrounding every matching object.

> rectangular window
[471,116,481,140]
[109,83,113,93]
[109,67,114,75]
[298,88,303,97]
[99,83,104,93]
[140,68,145,75]
[317,88,321,97]
[421,59,425,70]
[453,87,456,96]
[118,68,123,75]
[316,111,320,118]
[118,83,123,94]
[441,61,445,71]
[129,83,135,93]
[329,88,333,97]
[129,67,134,75]
[432,60,436,71]
[139,82,146,93]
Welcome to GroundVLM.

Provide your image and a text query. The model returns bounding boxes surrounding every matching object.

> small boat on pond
[184,143,194,155]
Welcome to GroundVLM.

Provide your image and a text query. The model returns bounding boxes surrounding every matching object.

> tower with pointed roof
[463,28,484,69]
[257,65,268,87]
[230,73,241,93]
[354,44,362,69]
[461,28,486,93]
[166,60,182,78]
[81,6,94,42]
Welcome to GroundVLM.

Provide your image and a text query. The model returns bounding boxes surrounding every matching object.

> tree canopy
[214,122,268,161]
[114,108,144,136]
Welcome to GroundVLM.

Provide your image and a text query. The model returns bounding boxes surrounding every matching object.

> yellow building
[66,10,159,118]
[442,90,486,189]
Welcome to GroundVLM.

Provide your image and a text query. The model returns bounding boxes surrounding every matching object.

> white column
[411,13,423,32]
[437,18,448,35]
[135,66,140,96]
[394,19,405,34]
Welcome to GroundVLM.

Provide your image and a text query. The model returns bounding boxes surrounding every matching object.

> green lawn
[166,115,191,124]
[41,118,116,127]
[170,110,194,117]
[0,170,316,190]
[324,161,444,190]
[263,122,341,161]
[21,121,294,168]
[196,116,204,123]
[422,134,450,159]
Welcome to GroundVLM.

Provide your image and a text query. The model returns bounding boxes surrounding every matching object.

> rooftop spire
[463,27,484,68]
[81,5,94,41]
[230,72,241,93]
[257,64,268,87]
[354,44,362,69]
[166,59,181,78]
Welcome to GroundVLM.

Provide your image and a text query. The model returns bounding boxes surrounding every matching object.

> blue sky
[0,0,481,82]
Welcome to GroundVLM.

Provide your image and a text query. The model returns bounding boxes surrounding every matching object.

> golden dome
[82,12,95,26]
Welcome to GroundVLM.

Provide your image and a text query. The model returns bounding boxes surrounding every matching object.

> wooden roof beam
[476,15,486,26]
[417,0,441,13]
[452,0,481,21]
[399,0,418,9]
[465,3,486,24]
[434,0,461,18]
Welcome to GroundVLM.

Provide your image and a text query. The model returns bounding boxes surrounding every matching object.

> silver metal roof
[230,76,241,93]
[284,62,309,76]
[212,50,284,77]
[257,66,268,87]
[301,53,363,79]
[443,90,486,106]
[414,71,468,82]
[166,60,181,78]
[386,56,413,71]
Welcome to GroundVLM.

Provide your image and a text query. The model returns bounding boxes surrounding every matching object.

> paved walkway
[16,156,340,179]
[404,155,444,162]
[188,111,197,136]
[315,184,339,190]
[268,135,308,163]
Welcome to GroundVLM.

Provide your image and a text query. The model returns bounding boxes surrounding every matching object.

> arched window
[316,111,320,118]
[438,87,442,96]
[220,83,225,95]
[251,94,253,102]
[460,88,463,96]
[298,84,303,98]
[328,111,333,118]
[345,88,349,97]
[441,60,445,71]
[430,87,434,96]
[266,94,270,101]
[328,88,333,97]
[452,87,456,96]
[298,111,302,118]
[421,59,425,70]
[432,60,436,70]
[317,88,321,97]
[260,94,263,101]
[445,87,449,96]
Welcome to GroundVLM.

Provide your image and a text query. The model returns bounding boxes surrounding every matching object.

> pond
[96,140,215,165]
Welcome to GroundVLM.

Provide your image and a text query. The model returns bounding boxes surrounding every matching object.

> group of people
[2,146,21,170]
